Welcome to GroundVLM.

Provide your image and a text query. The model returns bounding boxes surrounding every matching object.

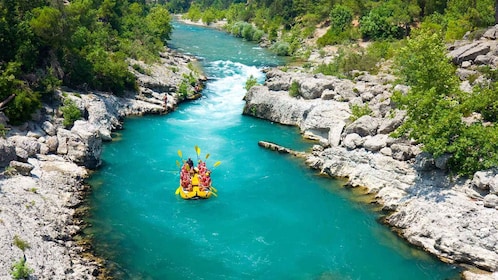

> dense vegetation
[0,0,172,124]
[393,27,498,175]
[180,0,495,56]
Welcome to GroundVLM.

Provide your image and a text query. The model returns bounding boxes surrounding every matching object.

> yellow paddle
[175,186,181,195]
[195,145,201,160]
[210,186,218,192]
[210,191,218,197]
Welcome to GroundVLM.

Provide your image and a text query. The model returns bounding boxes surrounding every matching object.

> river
[85,21,460,279]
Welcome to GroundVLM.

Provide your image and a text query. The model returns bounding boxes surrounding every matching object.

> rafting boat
[175,173,215,200]
[175,146,220,200]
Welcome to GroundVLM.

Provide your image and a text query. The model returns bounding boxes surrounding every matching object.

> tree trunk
[0,94,15,110]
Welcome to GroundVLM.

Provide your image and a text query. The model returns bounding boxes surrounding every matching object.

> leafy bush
[315,48,380,78]
[13,235,30,251]
[227,21,265,42]
[11,258,33,280]
[270,41,290,56]
[350,103,372,121]
[245,75,258,91]
[289,81,300,97]
[0,62,41,125]
[0,124,7,138]
[177,80,190,99]
[60,98,82,128]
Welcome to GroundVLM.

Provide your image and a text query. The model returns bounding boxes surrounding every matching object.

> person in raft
[180,162,192,191]
[197,160,212,191]
[186,158,194,169]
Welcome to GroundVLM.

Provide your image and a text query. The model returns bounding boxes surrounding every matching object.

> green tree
[29,6,64,46]
[330,5,353,32]
[146,5,172,41]
[392,28,498,175]
[360,4,405,39]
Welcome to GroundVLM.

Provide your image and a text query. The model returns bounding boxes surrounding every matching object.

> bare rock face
[68,121,102,169]
[0,157,99,279]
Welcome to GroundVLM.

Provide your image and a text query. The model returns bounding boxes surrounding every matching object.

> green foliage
[330,5,354,32]
[0,1,173,124]
[289,81,300,97]
[60,98,82,128]
[11,258,33,280]
[0,124,7,138]
[186,3,202,22]
[359,4,405,40]
[178,80,190,99]
[245,75,258,91]
[350,103,372,121]
[270,41,290,56]
[226,21,265,42]
[315,47,380,78]
[13,235,30,251]
[29,6,64,45]
[0,62,41,125]
[392,27,498,175]
[317,28,359,46]
[461,83,498,122]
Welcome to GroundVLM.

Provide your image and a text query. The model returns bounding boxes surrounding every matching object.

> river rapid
[86,21,460,279]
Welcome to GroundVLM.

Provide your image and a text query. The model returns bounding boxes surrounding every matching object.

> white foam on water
[187,60,265,127]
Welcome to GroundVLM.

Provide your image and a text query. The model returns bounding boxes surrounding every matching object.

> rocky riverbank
[0,48,205,279]
[244,26,498,279]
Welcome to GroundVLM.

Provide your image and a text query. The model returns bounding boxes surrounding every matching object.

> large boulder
[243,86,317,126]
[67,121,102,169]
[300,102,350,144]
[0,138,16,167]
[483,25,498,40]
[344,115,380,137]
[363,134,389,152]
[9,135,40,157]
[9,160,34,176]
[378,110,406,134]
[449,42,491,65]
[297,76,335,100]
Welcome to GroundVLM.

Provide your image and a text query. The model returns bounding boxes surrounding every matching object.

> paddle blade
[213,161,221,167]
[175,187,181,195]
[205,153,210,160]
[177,150,182,158]
[210,191,217,197]
[176,160,180,167]
[211,186,218,192]
[195,145,200,156]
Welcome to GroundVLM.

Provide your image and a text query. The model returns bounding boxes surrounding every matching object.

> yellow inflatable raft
[175,173,216,200]
[176,186,213,199]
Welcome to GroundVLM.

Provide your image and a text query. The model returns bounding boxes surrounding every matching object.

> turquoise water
[86,22,461,279]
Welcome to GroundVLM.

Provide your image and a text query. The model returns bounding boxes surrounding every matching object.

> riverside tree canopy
[0,0,172,124]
